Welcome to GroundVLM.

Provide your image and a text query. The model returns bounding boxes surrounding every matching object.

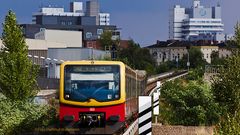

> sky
[0,0,240,46]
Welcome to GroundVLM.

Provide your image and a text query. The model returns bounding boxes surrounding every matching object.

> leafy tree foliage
[99,30,119,50]
[155,61,178,74]
[0,94,57,135]
[212,23,240,115]
[210,51,225,65]
[180,47,208,69]
[211,54,240,115]
[212,22,240,134]
[234,22,240,48]
[160,79,220,126]
[186,68,205,81]
[118,40,156,75]
[0,11,39,101]
[215,112,240,135]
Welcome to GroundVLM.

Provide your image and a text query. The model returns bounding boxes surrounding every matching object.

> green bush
[0,94,57,135]
[215,112,240,135]
[187,68,204,81]
[160,80,221,126]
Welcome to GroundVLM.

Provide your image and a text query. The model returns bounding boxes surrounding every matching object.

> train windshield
[64,65,120,102]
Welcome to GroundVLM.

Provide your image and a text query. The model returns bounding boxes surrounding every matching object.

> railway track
[145,70,188,95]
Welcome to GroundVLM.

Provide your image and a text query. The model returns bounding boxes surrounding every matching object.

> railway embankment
[152,124,214,135]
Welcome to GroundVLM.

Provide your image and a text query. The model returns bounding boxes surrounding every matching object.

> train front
[59,61,126,133]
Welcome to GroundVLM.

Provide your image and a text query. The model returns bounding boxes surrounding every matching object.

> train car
[59,61,147,134]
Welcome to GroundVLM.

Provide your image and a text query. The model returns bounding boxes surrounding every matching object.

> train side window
[126,77,129,98]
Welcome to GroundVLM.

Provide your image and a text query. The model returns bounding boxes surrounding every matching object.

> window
[97,29,103,35]
[86,32,93,39]
[40,28,45,31]
[61,21,66,25]
[67,21,73,25]
[64,65,120,102]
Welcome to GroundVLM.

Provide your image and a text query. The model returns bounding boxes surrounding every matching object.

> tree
[0,11,39,101]
[155,61,177,74]
[160,79,220,126]
[234,22,240,48]
[212,22,240,134]
[99,31,119,50]
[210,51,225,65]
[211,55,240,114]
[118,40,156,74]
[180,47,207,69]
[212,23,240,115]
[215,112,240,135]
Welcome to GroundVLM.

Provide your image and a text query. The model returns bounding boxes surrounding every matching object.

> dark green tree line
[118,40,156,75]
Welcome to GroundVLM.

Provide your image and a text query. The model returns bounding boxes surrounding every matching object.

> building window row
[60,21,73,25]
[184,21,222,24]
[183,26,223,29]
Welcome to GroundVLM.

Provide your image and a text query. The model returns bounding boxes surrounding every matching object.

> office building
[32,2,84,25]
[21,24,118,42]
[32,1,110,26]
[169,0,224,42]
[86,0,100,25]
[21,1,117,43]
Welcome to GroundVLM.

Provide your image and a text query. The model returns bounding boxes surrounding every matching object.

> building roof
[146,40,229,49]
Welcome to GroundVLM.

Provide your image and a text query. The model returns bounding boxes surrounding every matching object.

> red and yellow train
[59,61,147,134]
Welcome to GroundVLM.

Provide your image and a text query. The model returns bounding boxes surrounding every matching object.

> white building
[34,29,83,47]
[199,46,218,63]
[99,13,110,25]
[169,5,189,41]
[147,41,232,65]
[169,0,225,42]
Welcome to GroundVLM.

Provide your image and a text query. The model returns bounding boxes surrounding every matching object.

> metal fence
[37,77,59,90]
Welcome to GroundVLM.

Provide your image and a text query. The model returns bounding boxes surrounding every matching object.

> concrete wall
[35,29,82,47]
[26,39,67,50]
[152,124,214,135]
[0,38,66,50]
[47,48,107,78]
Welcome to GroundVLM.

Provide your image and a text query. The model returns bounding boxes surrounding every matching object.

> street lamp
[176,57,179,69]
[187,46,190,71]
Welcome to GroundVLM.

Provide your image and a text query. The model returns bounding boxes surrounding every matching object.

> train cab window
[64,65,120,102]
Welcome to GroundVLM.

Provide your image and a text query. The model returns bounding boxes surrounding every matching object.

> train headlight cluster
[79,113,105,127]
